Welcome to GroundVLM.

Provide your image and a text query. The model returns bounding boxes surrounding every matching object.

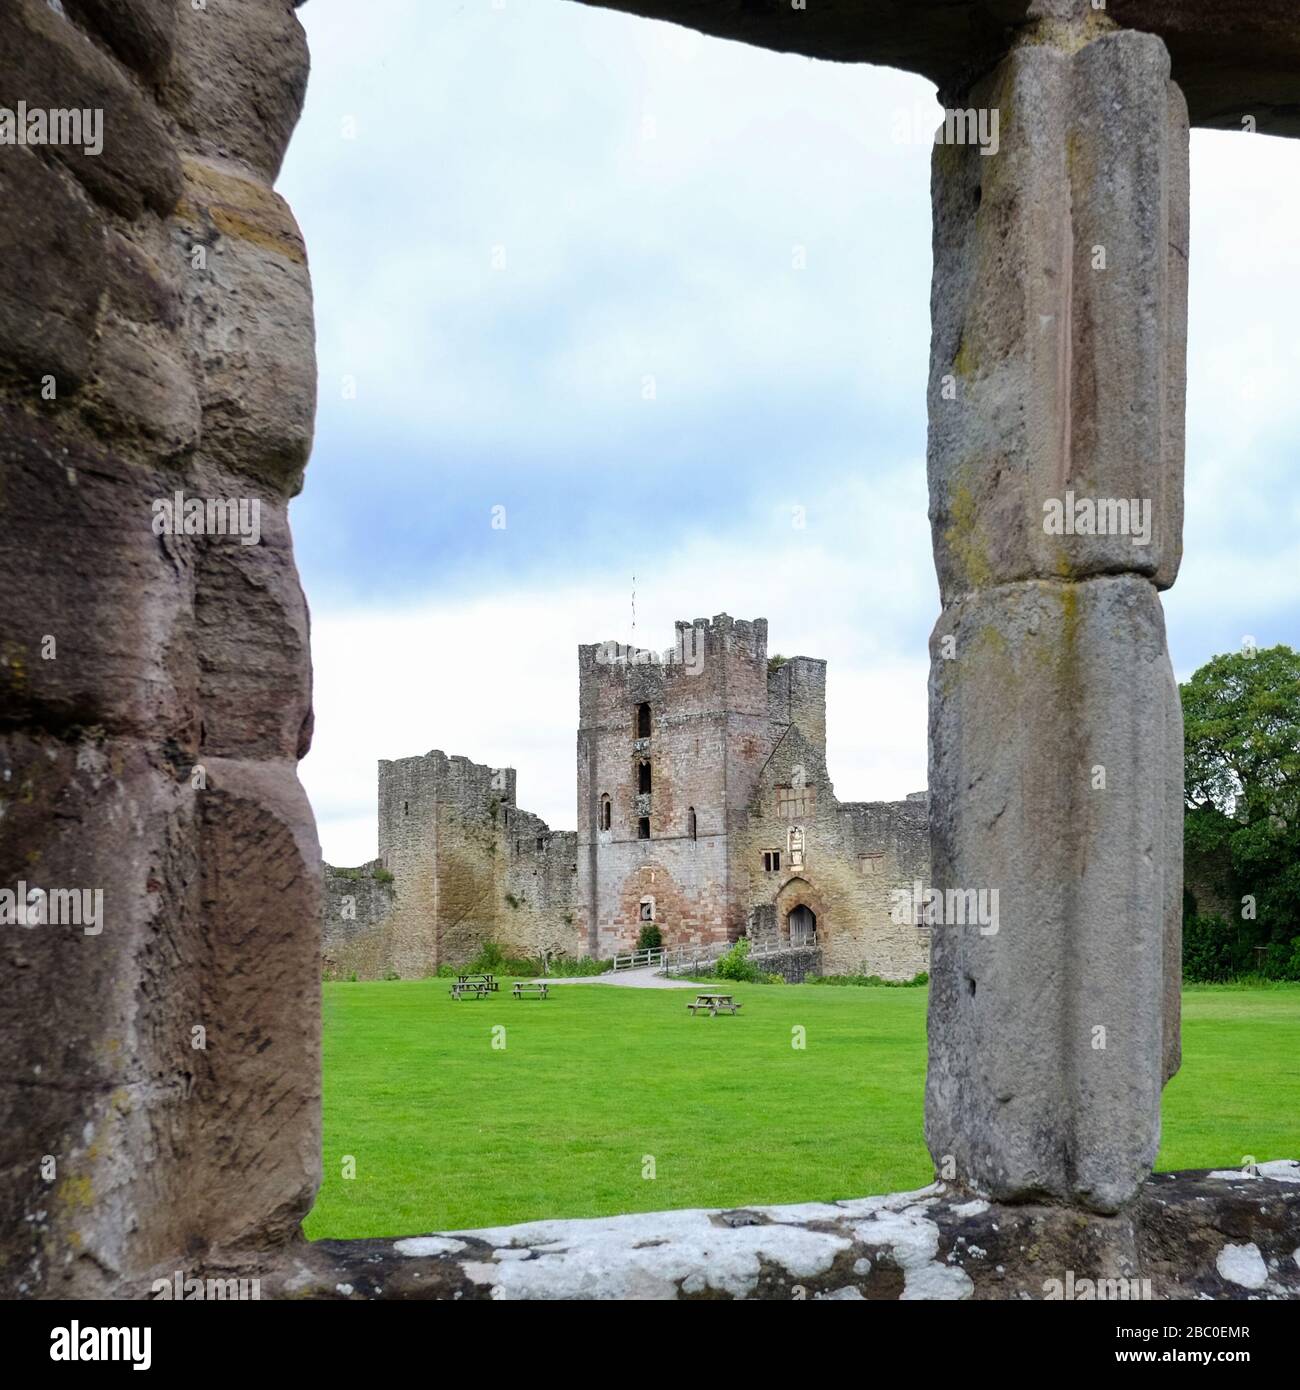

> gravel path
[544,969,698,990]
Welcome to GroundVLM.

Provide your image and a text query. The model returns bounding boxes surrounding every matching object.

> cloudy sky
[277,0,1300,866]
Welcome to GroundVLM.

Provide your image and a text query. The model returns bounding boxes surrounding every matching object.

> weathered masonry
[325,616,931,981]
[579,617,930,974]
[324,754,579,979]
[4,0,1300,1298]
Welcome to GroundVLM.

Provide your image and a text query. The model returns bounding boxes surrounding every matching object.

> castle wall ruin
[327,616,932,979]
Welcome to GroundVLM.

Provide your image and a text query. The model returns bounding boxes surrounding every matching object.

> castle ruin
[324,615,930,980]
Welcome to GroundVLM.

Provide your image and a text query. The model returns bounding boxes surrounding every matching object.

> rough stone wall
[502,825,581,962]
[737,716,932,979]
[322,750,584,977]
[321,862,395,979]
[0,0,320,1296]
[753,947,823,984]
[1183,835,1236,924]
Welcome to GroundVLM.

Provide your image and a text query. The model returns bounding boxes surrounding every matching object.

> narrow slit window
[636,702,651,738]
[637,816,651,840]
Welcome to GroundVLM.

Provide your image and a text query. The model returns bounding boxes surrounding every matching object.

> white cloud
[302,465,933,863]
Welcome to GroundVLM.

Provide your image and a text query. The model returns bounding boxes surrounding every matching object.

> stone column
[924,5,1190,1212]
[0,0,320,1294]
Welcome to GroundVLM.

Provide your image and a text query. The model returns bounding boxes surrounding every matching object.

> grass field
[305,980,1300,1241]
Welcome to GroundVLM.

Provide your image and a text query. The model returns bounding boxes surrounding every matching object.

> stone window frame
[13,0,1283,1298]
[762,849,782,872]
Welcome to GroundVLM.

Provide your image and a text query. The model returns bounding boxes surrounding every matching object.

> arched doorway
[788,904,817,948]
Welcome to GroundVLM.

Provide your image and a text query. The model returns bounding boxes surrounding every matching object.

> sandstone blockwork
[0,0,320,1297]
[924,22,1189,1213]
[324,616,932,981]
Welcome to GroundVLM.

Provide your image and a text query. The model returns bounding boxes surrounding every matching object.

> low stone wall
[175,1164,1300,1301]
[753,947,822,983]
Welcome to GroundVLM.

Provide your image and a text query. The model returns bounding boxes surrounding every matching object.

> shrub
[546,955,610,977]
[1182,914,1252,983]
[467,941,506,973]
[715,938,757,982]
[1257,938,1300,982]
[635,923,663,952]
[504,955,542,978]
[373,867,394,884]
[807,971,929,988]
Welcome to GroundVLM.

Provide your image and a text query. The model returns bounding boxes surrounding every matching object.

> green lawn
[305,980,1300,1240]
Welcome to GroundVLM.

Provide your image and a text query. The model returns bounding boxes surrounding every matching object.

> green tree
[1181,644,1300,978]
[635,922,662,952]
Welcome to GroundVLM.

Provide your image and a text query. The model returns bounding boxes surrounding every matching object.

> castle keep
[324,616,929,979]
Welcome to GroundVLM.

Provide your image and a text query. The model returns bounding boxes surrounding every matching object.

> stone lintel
[572,0,1300,138]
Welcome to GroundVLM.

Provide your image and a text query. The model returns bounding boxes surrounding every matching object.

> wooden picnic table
[449,980,491,1000]
[456,973,498,991]
[512,981,549,999]
[688,992,741,1016]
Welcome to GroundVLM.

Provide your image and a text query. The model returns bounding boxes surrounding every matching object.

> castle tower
[575,614,777,957]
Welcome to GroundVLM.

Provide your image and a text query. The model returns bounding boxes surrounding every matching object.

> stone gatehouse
[324,615,930,979]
